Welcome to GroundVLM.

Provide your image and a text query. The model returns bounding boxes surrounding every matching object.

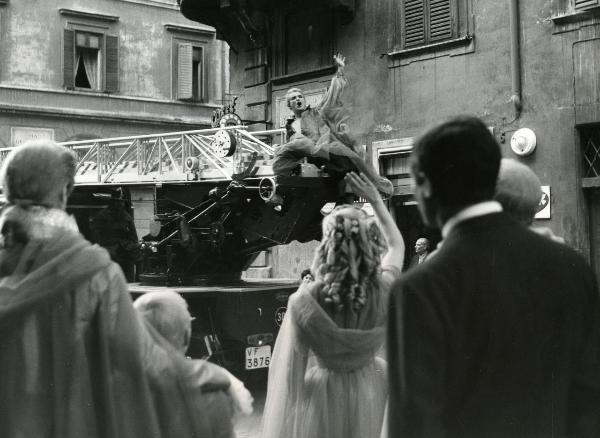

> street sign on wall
[11,127,54,147]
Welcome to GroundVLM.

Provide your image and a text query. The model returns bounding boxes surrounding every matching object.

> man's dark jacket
[388,212,600,438]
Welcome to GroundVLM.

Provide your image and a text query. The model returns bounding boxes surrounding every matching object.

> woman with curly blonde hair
[262,172,405,438]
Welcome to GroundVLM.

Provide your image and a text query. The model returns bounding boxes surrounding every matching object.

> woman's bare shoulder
[380,265,402,290]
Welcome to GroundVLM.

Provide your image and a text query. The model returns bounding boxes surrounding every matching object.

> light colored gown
[262,267,398,438]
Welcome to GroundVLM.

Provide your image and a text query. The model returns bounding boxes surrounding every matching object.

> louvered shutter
[403,0,426,47]
[574,0,600,8]
[428,0,453,42]
[177,43,193,100]
[105,35,119,93]
[63,29,75,90]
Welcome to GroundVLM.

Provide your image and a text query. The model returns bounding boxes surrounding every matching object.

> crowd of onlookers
[1,115,599,438]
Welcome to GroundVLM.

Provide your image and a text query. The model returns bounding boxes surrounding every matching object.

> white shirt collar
[441,201,503,238]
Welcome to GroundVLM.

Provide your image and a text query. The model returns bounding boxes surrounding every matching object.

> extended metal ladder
[0,126,286,186]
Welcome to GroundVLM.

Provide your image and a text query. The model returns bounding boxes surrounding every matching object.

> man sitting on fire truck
[272,53,393,197]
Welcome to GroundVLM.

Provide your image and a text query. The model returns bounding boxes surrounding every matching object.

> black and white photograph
[0,1,600,437]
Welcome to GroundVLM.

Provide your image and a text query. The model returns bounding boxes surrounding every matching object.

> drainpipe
[509,0,522,119]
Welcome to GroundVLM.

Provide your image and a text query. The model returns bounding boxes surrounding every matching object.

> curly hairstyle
[310,205,387,314]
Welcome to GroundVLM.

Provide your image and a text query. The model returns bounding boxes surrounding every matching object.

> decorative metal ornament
[211,129,237,158]
[219,112,242,128]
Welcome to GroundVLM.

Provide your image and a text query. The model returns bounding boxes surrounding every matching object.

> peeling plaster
[8,13,54,87]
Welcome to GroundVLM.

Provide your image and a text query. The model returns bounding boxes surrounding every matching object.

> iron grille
[582,126,600,178]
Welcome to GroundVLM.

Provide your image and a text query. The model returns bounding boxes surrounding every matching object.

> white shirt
[441,201,503,239]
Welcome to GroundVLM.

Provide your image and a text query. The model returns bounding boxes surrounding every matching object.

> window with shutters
[271,5,335,80]
[175,42,204,102]
[551,0,600,24]
[388,0,473,58]
[573,0,600,9]
[401,0,456,49]
[63,29,119,93]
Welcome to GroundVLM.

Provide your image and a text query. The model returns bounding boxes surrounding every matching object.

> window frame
[400,0,458,49]
[62,19,119,93]
[73,30,103,91]
[573,0,600,10]
[174,40,206,102]
[389,0,472,59]
[550,0,600,20]
[164,24,215,103]
[271,2,336,82]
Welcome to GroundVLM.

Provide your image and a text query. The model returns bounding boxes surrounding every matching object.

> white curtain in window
[75,53,82,83]
[81,51,99,90]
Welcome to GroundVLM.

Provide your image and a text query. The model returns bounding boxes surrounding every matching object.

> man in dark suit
[407,237,430,270]
[387,116,600,438]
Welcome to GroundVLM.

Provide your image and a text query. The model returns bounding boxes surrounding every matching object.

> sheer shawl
[262,278,390,438]
[0,207,233,438]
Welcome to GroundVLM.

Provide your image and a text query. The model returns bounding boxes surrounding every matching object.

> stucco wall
[0,0,222,100]
[0,0,228,145]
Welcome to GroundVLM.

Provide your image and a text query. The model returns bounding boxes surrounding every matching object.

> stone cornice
[0,85,217,126]
[59,8,120,22]
[164,23,215,37]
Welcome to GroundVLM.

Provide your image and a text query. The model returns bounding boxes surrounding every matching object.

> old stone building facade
[0,0,229,237]
[181,0,600,279]
[0,0,228,145]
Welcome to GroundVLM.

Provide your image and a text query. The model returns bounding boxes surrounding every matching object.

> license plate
[245,345,271,370]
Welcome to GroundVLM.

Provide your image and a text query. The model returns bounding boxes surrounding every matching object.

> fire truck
[51,121,339,384]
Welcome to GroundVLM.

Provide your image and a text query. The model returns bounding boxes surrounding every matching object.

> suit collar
[441,201,503,238]
[443,211,514,245]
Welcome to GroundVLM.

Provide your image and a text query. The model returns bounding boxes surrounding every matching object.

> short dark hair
[300,268,312,280]
[411,116,501,207]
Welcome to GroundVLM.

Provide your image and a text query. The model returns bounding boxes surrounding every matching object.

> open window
[63,29,119,92]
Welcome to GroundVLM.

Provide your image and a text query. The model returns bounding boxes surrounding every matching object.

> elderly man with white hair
[0,140,247,438]
[133,290,253,433]
[495,158,564,243]
[0,140,161,438]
